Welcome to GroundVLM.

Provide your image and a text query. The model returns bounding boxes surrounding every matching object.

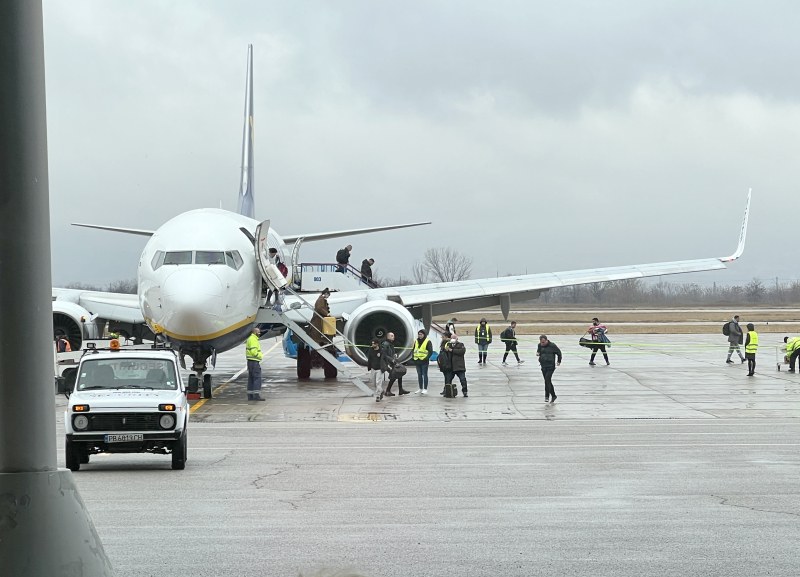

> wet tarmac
[188,333,800,423]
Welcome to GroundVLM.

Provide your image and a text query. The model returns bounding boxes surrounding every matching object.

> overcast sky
[43,1,800,288]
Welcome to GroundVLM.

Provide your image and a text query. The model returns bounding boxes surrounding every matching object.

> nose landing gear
[187,373,213,398]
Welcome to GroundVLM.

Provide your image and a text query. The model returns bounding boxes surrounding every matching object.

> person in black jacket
[536,334,562,403]
[360,258,375,287]
[501,321,523,365]
[451,336,468,396]
[366,339,383,401]
[379,332,398,396]
[440,334,468,397]
[437,331,454,395]
[335,244,352,273]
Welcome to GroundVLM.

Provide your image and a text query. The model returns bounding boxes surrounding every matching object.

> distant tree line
[65,279,137,294]
[538,278,800,306]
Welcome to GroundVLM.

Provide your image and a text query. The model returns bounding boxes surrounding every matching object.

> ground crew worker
[412,329,434,393]
[475,318,492,365]
[245,327,265,401]
[784,336,800,373]
[56,335,72,353]
[744,323,758,376]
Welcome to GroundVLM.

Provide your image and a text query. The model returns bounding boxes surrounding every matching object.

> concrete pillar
[0,1,114,574]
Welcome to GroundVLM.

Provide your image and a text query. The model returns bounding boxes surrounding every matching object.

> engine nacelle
[52,301,98,350]
[343,300,416,366]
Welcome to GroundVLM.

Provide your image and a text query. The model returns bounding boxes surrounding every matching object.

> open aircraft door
[255,219,288,290]
[290,236,304,288]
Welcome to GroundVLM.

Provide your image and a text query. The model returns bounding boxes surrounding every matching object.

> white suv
[64,347,189,470]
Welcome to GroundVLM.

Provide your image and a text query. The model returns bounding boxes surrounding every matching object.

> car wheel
[171,429,187,470]
[65,438,81,472]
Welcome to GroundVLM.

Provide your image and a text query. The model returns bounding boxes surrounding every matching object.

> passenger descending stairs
[256,288,374,396]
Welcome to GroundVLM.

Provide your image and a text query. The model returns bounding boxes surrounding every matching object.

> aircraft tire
[187,374,199,393]
[297,347,312,379]
[203,374,212,399]
[323,360,338,379]
[65,437,81,472]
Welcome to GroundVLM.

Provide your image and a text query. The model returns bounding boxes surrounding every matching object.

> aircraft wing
[382,189,752,319]
[282,221,431,244]
[387,257,727,318]
[72,223,156,237]
[53,288,144,324]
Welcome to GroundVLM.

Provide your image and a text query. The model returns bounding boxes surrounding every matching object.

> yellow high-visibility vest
[745,331,758,354]
[413,338,431,361]
[246,333,263,361]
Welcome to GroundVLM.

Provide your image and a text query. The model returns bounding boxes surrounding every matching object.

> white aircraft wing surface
[72,223,156,237]
[381,190,751,319]
[387,257,726,317]
[52,288,143,324]
[282,221,430,244]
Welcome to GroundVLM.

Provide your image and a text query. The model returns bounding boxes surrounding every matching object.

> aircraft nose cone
[162,269,223,302]
[160,269,225,337]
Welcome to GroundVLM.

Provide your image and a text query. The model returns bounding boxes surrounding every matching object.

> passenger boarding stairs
[256,293,373,395]
[253,221,372,395]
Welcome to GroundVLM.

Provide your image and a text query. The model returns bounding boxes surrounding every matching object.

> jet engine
[343,300,416,366]
[52,301,94,350]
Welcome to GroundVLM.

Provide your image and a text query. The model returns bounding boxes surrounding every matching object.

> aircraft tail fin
[237,44,255,219]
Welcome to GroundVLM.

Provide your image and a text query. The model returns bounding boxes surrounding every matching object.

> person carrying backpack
[725,315,745,365]
[501,321,523,365]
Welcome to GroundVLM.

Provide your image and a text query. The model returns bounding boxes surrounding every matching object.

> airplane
[52,44,752,399]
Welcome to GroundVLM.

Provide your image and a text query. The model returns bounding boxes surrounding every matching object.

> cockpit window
[196,251,226,265]
[151,250,165,271]
[163,251,193,265]
[225,251,244,270]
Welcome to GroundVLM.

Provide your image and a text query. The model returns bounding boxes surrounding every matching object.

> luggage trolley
[776,346,790,371]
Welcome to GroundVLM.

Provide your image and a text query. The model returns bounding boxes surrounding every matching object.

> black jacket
[336,248,350,265]
[448,340,467,372]
[500,327,517,345]
[437,342,452,372]
[380,339,397,372]
[537,341,562,367]
[360,259,372,279]
[366,346,382,370]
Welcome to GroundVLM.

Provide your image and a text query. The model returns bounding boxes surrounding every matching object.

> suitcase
[444,383,458,398]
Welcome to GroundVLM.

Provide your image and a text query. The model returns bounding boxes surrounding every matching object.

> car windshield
[76,358,178,391]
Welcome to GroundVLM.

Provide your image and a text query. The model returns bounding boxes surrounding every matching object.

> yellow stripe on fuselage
[146,314,257,342]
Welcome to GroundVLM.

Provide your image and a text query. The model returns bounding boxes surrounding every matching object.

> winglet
[719,188,751,262]
[237,44,255,219]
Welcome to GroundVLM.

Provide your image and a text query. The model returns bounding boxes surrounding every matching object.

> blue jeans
[416,362,429,389]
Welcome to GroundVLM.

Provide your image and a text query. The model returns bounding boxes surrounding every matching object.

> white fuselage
[137,208,285,356]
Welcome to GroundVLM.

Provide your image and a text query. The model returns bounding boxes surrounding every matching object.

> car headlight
[159,414,176,430]
[73,414,89,431]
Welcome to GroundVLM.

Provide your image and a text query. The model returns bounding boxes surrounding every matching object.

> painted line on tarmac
[191,341,280,414]
[186,442,800,450]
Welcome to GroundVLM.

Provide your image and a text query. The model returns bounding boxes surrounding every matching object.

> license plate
[104,433,144,443]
